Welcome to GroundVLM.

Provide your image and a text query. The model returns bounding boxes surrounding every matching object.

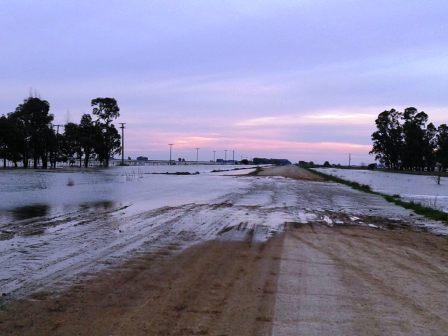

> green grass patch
[308,168,448,223]
[310,169,372,192]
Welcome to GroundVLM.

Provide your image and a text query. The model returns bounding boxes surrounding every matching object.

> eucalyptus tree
[0,116,8,167]
[436,124,448,170]
[63,122,83,167]
[423,122,437,171]
[3,114,23,167]
[91,97,121,167]
[79,114,97,168]
[370,109,403,169]
[401,108,430,171]
[11,97,53,168]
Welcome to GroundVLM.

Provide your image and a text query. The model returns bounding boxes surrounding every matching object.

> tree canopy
[0,96,122,168]
[371,107,447,171]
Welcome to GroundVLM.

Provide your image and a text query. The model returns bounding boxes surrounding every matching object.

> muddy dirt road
[1,166,447,335]
[274,225,448,336]
[256,165,323,181]
[1,225,447,336]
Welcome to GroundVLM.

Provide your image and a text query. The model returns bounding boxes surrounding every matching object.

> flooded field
[314,168,448,212]
[0,165,256,216]
[1,165,447,301]
[1,166,448,336]
[0,165,261,297]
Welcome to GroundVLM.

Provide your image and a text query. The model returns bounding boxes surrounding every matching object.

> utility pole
[348,153,351,167]
[119,123,126,166]
[213,150,216,162]
[195,147,200,163]
[168,144,174,165]
[224,150,228,164]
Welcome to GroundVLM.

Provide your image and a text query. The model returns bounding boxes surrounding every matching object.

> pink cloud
[126,129,370,155]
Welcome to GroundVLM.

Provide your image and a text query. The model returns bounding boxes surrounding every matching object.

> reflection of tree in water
[79,201,114,212]
[11,204,50,220]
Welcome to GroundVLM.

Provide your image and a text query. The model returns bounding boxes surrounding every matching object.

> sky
[1,0,447,164]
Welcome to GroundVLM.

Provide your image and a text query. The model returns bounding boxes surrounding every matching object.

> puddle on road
[79,200,115,211]
[0,200,120,241]
[10,204,50,220]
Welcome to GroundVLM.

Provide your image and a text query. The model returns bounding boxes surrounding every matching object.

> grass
[308,167,448,223]
[328,165,448,178]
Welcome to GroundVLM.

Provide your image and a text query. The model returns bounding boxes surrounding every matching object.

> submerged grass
[308,168,448,223]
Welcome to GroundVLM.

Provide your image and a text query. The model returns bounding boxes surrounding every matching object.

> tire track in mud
[286,225,448,332]
[335,230,448,283]
[0,234,285,336]
[1,180,293,300]
[1,204,199,297]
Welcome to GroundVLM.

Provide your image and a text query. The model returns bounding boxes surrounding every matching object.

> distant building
[253,158,291,165]
[216,158,237,164]
[136,156,149,161]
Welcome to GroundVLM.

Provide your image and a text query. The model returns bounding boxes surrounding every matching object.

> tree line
[0,96,121,168]
[370,107,448,171]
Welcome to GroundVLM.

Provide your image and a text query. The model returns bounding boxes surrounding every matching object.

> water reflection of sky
[0,165,253,223]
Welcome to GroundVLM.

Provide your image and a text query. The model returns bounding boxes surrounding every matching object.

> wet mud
[1,166,447,335]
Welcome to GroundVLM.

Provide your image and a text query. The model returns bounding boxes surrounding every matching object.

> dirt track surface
[273,225,448,336]
[256,165,323,181]
[1,166,448,335]
[1,224,448,336]
[0,237,283,336]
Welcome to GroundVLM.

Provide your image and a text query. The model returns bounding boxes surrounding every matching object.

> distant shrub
[360,184,371,191]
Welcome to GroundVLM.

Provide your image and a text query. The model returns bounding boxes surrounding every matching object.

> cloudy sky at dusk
[1,0,447,164]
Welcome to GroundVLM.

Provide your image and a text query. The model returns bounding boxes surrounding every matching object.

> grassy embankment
[319,165,448,177]
[308,168,448,223]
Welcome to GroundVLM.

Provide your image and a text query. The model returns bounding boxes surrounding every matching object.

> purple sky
[1,1,447,164]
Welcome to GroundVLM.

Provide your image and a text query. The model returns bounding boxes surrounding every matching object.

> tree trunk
[42,154,48,169]
[84,152,89,168]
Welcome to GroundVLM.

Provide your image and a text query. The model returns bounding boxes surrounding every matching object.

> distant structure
[253,158,291,165]
[216,158,238,165]
[136,156,149,161]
